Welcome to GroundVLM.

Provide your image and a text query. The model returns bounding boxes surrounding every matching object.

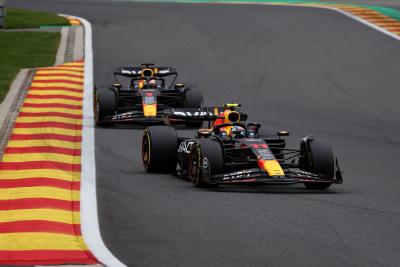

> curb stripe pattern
[299,3,400,36]
[0,221,81,235]
[245,1,400,36]
[0,61,98,265]
[337,6,400,35]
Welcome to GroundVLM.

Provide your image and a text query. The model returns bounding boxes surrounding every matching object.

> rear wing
[114,67,177,78]
[163,107,248,126]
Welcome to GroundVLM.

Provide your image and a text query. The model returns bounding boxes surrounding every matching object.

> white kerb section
[59,14,127,267]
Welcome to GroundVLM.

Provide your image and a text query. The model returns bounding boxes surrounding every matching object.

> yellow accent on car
[141,68,154,77]
[262,160,285,176]
[224,103,239,107]
[224,110,240,123]
[143,104,157,117]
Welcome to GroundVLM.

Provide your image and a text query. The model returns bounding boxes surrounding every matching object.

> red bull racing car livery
[141,104,343,189]
[94,63,203,126]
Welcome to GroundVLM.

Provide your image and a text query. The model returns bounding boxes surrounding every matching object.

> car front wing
[210,168,343,185]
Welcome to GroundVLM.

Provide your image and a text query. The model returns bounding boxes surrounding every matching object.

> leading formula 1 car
[142,105,343,189]
[94,63,203,126]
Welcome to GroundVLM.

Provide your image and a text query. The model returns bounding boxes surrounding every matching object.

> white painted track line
[60,14,126,267]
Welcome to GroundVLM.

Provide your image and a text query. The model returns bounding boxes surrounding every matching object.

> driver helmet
[148,79,158,89]
[231,125,246,139]
[247,125,258,138]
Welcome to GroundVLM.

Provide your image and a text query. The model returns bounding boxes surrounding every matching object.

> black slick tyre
[95,88,117,126]
[183,88,204,128]
[142,126,178,173]
[189,139,224,187]
[301,138,334,189]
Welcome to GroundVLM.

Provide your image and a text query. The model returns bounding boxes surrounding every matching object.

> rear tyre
[301,137,334,189]
[184,88,204,128]
[142,126,178,173]
[95,88,117,126]
[189,139,224,188]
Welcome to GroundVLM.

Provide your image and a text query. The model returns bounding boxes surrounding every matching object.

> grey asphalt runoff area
[9,1,400,266]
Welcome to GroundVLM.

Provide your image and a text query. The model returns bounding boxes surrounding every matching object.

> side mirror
[277,130,289,137]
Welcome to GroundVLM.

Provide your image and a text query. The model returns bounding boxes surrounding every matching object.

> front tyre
[189,139,224,187]
[95,88,117,126]
[188,143,207,187]
[142,126,178,173]
[300,137,334,189]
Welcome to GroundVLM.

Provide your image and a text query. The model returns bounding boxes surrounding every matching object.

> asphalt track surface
[9,1,400,266]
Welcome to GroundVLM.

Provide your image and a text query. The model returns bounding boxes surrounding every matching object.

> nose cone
[143,104,157,117]
[258,159,284,177]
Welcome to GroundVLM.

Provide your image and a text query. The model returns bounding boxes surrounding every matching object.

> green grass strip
[0,31,60,103]
[5,8,70,29]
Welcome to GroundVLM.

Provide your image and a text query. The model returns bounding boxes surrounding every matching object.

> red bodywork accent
[222,178,258,183]
[250,144,268,149]
[213,113,225,127]
[257,159,267,171]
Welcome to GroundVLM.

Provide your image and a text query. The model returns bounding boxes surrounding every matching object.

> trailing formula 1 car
[94,63,203,126]
[142,105,343,189]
